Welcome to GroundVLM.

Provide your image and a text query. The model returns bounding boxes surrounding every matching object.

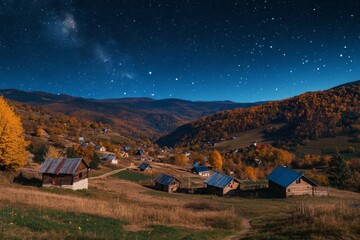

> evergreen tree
[327,154,351,189]
[28,143,48,164]
[66,146,79,158]
[0,97,28,170]
[89,152,101,169]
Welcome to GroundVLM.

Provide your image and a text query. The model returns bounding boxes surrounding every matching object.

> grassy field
[294,136,360,159]
[112,170,153,183]
[0,205,230,240]
[214,125,277,152]
[1,168,360,239]
[214,128,360,160]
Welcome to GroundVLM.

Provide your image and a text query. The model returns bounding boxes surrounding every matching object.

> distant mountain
[0,89,264,139]
[156,80,360,147]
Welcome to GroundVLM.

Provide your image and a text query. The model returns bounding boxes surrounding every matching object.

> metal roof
[106,154,116,161]
[138,163,150,171]
[192,166,210,173]
[154,173,179,186]
[204,172,238,189]
[40,158,87,175]
[192,162,200,167]
[267,166,318,188]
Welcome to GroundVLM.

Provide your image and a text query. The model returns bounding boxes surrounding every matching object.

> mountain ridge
[0,88,265,139]
[156,80,360,147]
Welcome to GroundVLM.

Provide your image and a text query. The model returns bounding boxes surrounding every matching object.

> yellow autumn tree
[174,154,188,166]
[36,126,44,137]
[0,97,28,170]
[46,146,63,159]
[209,150,223,170]
[244,166,257,181]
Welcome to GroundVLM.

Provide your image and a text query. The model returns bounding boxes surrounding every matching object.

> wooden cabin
[204,172,240,196]
[191,165,210,177]
[105,154,118,165]
[138,163,152,172]
[154,173,180,193]
[267,166,319,198]
[40,158,90,190]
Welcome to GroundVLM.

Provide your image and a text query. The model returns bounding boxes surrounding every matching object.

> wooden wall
[42,174,73,186]
[206,180,240,196]
[269,177,317,198]
[155,180,180,193]
[223,180,240,195]
[286,178,315,197]
[42,159,89,187]
[268,180,286,198]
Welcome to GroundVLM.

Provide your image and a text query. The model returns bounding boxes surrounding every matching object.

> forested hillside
[0,89,263,139]
[157,81,360,147]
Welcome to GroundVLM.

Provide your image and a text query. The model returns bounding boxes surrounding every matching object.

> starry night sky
[0,0,359,102]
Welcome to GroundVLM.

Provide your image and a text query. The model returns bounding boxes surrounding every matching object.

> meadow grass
[2,171,360,239]
[245,200,360,239]
[0,186,241,233]
[112,170,152,183]
[0,205,231,240]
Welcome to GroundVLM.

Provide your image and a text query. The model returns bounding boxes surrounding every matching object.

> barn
[267,166,319,198]
[40,158,90,190]
[154,173,180,193]
[204,172,240,196]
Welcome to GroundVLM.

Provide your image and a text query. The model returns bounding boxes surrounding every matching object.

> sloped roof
[138,163,150,171]
[192,162,200,167]
[204,172,238,189]
[192,166,210,173]
[267,166,318,188]
[40,158,87,175]
[135,149,144,155]
[106,154,116,161]
[154,173,179,186]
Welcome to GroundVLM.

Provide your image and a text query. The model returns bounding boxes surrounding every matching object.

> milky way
[0,0,359,101]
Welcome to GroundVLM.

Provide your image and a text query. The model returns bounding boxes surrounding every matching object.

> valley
[0,80,359,239]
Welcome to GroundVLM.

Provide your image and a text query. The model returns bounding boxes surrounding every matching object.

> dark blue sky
[0,0,359,102]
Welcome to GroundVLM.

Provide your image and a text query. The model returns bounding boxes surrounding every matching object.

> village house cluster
[38,155,324,198]
[33,134,328,198]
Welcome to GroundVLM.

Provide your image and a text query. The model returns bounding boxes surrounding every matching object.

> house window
[79,172,83,179]
[296,179,301,184]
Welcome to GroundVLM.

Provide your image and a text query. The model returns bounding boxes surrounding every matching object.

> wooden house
[135,149,144,156]
[204,172,240,196]
[191,165,210,177]
[138,163,152,172]
[267,166,319,198]
[154,173,180,193]
[94,146,106,152]
[40,158,90,190]
[105,154,118,164]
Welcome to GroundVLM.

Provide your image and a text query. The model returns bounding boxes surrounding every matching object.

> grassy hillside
[157,80,360,148]
[212,126,360,159]
[1,170,359,239]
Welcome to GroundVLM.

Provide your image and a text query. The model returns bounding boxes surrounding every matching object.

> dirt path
[89,163,135,179]
[224,219,252,240]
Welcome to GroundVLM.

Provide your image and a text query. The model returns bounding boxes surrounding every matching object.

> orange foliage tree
[244,166,257,181]
[209,150,223,170]
[0,97,28,170]
[173,154,188,166]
